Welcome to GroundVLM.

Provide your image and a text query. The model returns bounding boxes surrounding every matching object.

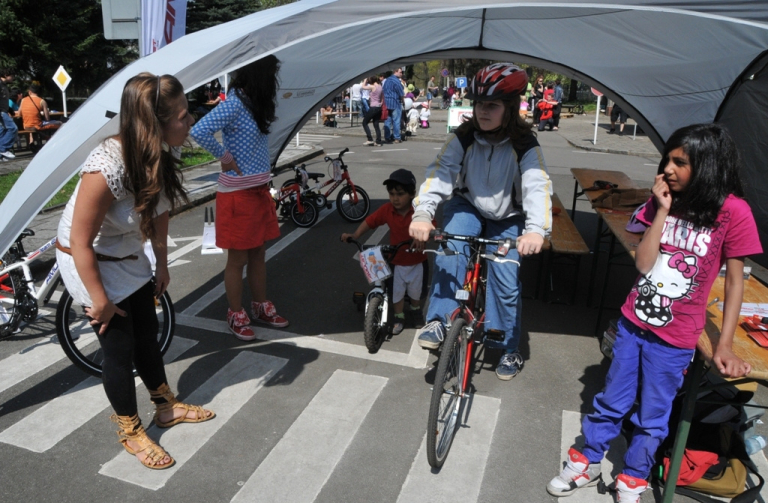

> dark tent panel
[717,51,768,268]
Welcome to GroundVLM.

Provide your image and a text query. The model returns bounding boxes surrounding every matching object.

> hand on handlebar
[409,221,434,243]
[516,232,544,256]
[340,233,355,243]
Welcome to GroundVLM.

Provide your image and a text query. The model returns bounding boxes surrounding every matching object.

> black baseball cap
[383,169,416,188]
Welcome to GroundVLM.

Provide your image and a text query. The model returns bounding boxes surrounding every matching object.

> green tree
[186,0,294,33]
[0,0,136,100]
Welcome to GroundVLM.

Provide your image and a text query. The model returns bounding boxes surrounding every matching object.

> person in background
[419,104,431,128]
[0,68,19,160]
[427,76,439,110]
[532,74,545,123]
[8,87,22,114]
[350,80,362,119]
[56,73,215,470]
[321,103,337,128]
[19,83,62,140]
[362,75,383,147]
[406,104,420,135]
[190,56,289,340]
[552,79,564,131]
[608,103,628,135]
[547,123,761,503]
[360,77,371,116]
[382,67,405,143]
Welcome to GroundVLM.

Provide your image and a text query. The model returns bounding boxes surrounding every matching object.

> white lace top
[56,138,170,306]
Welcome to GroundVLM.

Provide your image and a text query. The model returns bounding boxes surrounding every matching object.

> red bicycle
[293,148,370,222]
[272,164,320,227]
[424,229,518,469]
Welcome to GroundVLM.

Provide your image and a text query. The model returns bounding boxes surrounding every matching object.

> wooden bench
[561,103,584,114]
[15,129,42,153]
[537,193,590,304]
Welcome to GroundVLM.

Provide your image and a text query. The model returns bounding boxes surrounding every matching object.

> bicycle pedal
[485,329,505,342]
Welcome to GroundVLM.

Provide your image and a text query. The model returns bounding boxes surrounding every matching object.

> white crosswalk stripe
[398,395,500,503]
[0,337,197,452]
[231,370,387,503]
[99,350,288,489]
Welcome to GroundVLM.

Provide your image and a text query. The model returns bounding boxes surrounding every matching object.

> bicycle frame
[307,168,360,203]
[275,179,311,214]
[0,236,61,308]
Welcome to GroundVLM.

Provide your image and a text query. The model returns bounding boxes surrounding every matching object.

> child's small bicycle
[345,238,414,353]
[271,164,320,227]
[297,148,370,222]
[422,229,518,469]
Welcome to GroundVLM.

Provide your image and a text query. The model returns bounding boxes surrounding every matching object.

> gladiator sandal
[149,383,215,428]
[111,413,175,470]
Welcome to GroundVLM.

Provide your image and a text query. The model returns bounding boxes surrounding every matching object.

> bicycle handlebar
[343,238,414,256]
[324,147,350,165]
[428,229,517,260]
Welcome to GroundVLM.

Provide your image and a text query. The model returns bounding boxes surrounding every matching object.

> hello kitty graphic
[634,251,698,327]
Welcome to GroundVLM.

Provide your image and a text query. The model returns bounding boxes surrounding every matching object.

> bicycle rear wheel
[427,317,468,468]
[55,289,175,377]
[0,268,23,339]
[290,200,319,227]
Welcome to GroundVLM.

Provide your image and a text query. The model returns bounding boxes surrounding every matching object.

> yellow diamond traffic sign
[52,66,72,92]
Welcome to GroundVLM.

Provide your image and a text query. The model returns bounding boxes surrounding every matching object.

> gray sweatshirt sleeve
[412,134,466,223]
[519,145,553,238]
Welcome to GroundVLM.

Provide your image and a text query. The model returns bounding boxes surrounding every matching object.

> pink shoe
[251,301,289,328]
[227,308,256,341]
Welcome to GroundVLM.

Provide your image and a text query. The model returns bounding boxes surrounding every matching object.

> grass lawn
[0,146,215,208]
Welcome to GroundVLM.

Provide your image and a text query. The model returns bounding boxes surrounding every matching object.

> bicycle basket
[359,247,393,284]
[332,160,343,181]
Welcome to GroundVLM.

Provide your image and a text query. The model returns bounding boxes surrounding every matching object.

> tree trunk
[568,79,578,102]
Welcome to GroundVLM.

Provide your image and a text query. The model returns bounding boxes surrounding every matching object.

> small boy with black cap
[341,168,433,334]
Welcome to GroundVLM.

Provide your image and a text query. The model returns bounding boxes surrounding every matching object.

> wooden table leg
[662,355,705,503]
[587,217,604,306]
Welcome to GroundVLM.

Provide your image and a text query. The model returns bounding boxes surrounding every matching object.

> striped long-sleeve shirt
[190,91,271,192]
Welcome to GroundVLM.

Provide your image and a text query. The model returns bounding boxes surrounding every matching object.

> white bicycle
[0,229,174,377]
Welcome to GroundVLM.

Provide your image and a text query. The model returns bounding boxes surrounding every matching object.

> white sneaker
[0,151,15,159]
[615,473,647,503]
[546,448,602,497]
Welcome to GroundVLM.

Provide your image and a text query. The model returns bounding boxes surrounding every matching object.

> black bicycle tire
[55,288,175,377]
[336,185,370,222]
[426,317,467,468]
[0,269,24,339]
[290,199,319,227]
[363,294,386,353]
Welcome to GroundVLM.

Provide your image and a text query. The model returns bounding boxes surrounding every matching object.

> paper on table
[716,302,768,318]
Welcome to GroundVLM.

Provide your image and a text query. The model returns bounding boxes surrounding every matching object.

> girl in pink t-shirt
[547,123,762,502]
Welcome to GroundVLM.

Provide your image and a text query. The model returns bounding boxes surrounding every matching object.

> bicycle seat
[306,172,325,181]
[18,228,35,239]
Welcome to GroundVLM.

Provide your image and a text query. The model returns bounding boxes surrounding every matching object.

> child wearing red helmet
[409,63,552,380]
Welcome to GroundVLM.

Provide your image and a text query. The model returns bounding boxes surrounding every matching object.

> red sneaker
[227,308,256,341]
[251,301,289,328]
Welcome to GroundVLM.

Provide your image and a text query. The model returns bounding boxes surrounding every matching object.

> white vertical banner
[141,0,188,57]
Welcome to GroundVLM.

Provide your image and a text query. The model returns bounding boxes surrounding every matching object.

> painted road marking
[99,351,288,490]
[0,337,197,452]
[231,370,387,503]
[397,394,500,503]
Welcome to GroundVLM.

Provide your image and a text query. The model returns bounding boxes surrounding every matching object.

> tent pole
[593,95,601,145]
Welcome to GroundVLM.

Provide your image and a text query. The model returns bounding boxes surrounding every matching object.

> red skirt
[215,185,280,250]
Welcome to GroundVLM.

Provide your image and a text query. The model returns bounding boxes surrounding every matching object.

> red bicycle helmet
[465,63,528,102]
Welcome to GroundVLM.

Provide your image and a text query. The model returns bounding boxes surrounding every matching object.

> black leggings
[94,281,168,416]
[362,107,382,142]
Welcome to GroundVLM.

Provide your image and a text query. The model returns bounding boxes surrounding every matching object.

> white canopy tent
[2,0,768,261]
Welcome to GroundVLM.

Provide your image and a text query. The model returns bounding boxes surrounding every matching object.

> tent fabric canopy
[2,0,768,261]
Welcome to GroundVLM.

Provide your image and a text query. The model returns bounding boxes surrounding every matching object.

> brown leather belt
[55,241,139,262]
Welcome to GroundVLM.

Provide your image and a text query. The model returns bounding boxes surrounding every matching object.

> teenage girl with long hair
[547,123,762,502]
[409,63,552,381]
[56,73,215,470]
[190,56,289,340]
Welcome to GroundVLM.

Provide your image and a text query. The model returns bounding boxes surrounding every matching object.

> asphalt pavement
[4,110,768,503]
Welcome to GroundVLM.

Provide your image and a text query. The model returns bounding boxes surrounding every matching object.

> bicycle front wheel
[290,200,319,227]
[55,289,175,377]
[0,268,23,339]
[426,317,468,469]
[336,185,370,222]
[363,294,386,353]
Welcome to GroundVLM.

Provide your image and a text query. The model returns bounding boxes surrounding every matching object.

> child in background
[547,123,762,502]
[341,169,432,334]
[407,105,420,134]
[420,104,430,128]
[537,95,555,131]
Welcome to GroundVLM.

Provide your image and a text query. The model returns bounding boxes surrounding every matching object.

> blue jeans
[0,112,18,153]
[351,100,362,118]
[361,98,370,115]
[425,196,523,352]
[383,103,402,141]
[581,317,693,479]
